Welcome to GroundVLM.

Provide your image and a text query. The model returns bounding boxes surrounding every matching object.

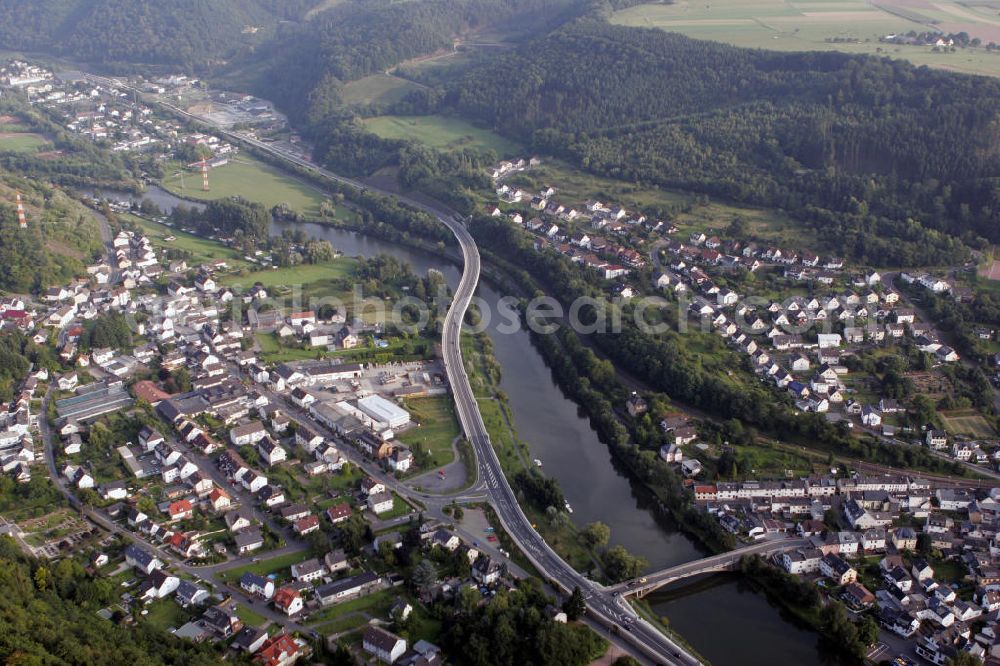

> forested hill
[0,0,315,71]
[441,23,1000,258]
[250,0,587,128]
[0,537,224,665]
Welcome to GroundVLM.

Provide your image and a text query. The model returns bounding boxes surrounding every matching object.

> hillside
[437,22,1000,262]
[0,178,104,294]
[0,537,224,665]
[0,0,312,70]
[247,0,587,127]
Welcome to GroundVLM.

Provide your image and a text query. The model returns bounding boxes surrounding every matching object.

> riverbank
[78,163,855,665]
[466,224,864,666]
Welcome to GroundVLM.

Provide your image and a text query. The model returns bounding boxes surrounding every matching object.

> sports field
[362,114,521,156]
[611,0,1000,78]
[0,131,50,153]
[980,259,1000,281]
[161,155,327,216]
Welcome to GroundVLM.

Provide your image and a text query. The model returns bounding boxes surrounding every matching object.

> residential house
[363,626,407,664]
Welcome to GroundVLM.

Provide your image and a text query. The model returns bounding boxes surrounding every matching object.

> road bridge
[607,536,808,598]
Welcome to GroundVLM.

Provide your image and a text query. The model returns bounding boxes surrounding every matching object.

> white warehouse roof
[356,395,410,427]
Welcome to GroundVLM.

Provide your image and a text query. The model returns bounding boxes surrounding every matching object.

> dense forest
[442,577,606,666]
[0,0,313,71]
[439,23,1000,259]
[250,0,587,128]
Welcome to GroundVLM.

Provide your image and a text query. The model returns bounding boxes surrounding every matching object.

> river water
[86,186,846,666]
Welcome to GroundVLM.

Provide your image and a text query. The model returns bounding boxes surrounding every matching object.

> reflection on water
[648,574,850,666]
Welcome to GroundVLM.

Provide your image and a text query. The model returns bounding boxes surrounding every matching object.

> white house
[363,626,407,664]
[367,491,394,514]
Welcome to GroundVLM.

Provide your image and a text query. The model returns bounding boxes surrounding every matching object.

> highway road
[84,73,704,664]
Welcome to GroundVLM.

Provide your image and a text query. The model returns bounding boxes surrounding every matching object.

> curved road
[85,73,700,665]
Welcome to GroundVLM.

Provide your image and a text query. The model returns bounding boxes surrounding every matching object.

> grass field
[234,603,268,628]
[161,155,327,216]
[362,115,521,156]
[372,492,414,520]
[340,74,426,107]
[312,613,371,636]
[305,589,396,627]
[123,214,250,267]
[143,599,192,632]
[397,396,461,467]
[611,0,1000,78]
[222,259,358,291]
[0,132,49,153]
[219,551,314,582]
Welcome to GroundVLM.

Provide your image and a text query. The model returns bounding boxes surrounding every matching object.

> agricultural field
[340,73,426,107]
[940,409,997,438]
[362,114,521,156]
[611,0,1000,78]
[160,155,328,216]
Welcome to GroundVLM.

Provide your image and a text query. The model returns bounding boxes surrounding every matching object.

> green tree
[411,558,438,594]
[33,566,50,591]
[377,540,397,566]
[563,585,586,621]
[857,615,879,647]
[945,654,982,666]
[820,602,863,658]
[602,546,648,583]
[457,584,480,614]
[580,522,610,549]
[171,367,192,393]
[612,658,641,666]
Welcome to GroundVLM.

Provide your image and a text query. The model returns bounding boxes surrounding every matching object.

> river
[87,186,847,666]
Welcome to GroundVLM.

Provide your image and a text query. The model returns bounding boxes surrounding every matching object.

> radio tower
[187,158,211,192]
[15,192,26,229]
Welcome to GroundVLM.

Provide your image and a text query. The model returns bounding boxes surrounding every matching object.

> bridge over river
[607,535,810,598]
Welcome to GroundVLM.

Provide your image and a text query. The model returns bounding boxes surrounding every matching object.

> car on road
[487,535,497,542]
